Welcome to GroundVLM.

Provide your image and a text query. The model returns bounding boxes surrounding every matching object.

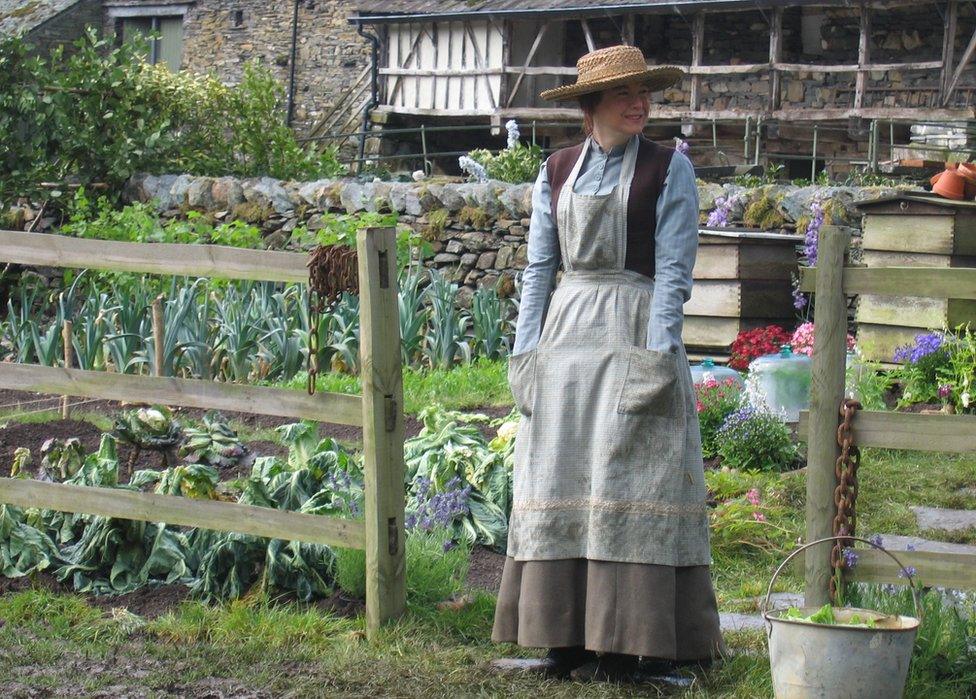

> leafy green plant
[695,377,744,459]
[470,286,512,360]
[715,405,798,472]
[179,412,247,471]
[467,143,543,184]
[423,270,472,370]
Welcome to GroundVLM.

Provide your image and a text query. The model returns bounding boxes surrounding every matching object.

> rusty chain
[305,244,359,395]
[829,397,862,603]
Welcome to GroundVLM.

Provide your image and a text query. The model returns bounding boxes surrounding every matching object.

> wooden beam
[774,61,942,73]
[939,0,958,102]
[943,25,976,104]
[798,410,976,452]
[769,7,783,111]
[504,23,548,108]
[849,549,976,589]
[358,227,406,632]
[855,4,871,110]
[0,230,309,284]
[0,478,365,550]
[804,226,851,608]
[799,266,976,300]
[690,13,705,111]
[464,22,496,110]
[622,14,635,46]
[388,25,426,105]
[0,362,364,426]
[580,18,596,52]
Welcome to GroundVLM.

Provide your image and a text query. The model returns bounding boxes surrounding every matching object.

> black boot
[540,646,597,678]
[570,652,639,682]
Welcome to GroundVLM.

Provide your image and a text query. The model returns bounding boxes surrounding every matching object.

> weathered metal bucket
[762,536,922,699]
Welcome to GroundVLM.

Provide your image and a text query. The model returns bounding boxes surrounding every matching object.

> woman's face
[592,81,651,138]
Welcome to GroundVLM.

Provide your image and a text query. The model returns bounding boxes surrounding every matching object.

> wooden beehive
[683,229,802,353]
[853,194,976,363]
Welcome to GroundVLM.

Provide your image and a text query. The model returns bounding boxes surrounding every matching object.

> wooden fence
[797,226,976,606]
[0,227,406,633]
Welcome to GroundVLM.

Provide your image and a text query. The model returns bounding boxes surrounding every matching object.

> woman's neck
[590,128,632,153]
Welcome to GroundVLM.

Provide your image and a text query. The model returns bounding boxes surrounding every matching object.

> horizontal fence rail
[804,227,976,603]
[0,230,309,284]
[800,266,976,300]
[0,363,363,426]
[848,549,976,589]
[0,478,365,550]
[797,410,976,453]
[0,226,407,631]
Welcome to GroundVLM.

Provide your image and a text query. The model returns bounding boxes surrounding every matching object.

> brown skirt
[491,557,725,660]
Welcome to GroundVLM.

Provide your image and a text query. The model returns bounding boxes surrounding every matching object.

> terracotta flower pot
[931,165,966,200]
[958,162,976,199]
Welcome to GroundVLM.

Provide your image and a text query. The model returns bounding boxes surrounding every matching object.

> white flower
[458,155,488,183]
[505,119,520,150]
[962,392,971,408]
[411,169,425,181]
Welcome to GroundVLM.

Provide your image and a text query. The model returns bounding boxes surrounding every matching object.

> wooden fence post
[357,226,406,633]
[61,319,73,419]
[804,225,852,607]
[152,295,165,377]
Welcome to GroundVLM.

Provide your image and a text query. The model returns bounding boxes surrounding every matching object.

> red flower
[729,325,792,370]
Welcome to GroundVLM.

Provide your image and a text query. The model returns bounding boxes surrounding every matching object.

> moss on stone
[231,201,274,224]
[422,208,449,242]
[458,205,490,229]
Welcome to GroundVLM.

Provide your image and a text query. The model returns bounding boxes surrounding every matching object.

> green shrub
[716,406,798,472]
[467,143,542,184]
[0,30,343,206]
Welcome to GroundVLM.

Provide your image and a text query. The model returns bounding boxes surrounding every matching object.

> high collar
[590,133,636,157]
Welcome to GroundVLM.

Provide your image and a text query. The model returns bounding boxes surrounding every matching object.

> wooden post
[854,4,871,110]
[769,7,783,111]
[152,295,164,377]
[804,226,852,607]
[357,226,406,634]
[940,0,958,102]
[690,14,704,112]
[61,319,73,419]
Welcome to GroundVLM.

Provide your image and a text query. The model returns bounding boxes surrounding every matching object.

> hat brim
[539,66,684,102]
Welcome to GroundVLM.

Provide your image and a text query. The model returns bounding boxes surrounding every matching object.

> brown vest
[546,136,674,279]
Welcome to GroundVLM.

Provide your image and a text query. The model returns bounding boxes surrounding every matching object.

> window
[120,16,183,71]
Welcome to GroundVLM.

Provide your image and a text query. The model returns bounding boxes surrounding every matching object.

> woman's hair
[577,91,603,136]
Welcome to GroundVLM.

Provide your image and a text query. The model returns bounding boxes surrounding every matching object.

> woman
[491,45,725,681]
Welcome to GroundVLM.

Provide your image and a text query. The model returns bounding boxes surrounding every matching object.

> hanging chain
[829,398,862,603]
[305,244,359,395]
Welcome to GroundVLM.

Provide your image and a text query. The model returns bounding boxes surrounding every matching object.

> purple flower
[706,195,736,228]
[801,198,825,267]
[792,286,808,311]
[938,384,952,399]
[893,333,944,364]
[869,534,884,547]
[905,543,916,551]
[898,566,917,579]
[675,138,690,156]
[442,539,458,553]
[842,547,859,569]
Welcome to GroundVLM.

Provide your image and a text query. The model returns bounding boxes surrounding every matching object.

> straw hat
[540,45,684,102]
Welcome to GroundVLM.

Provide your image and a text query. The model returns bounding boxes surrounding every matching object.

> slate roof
[351,0,812,23]
[0,0,80,36]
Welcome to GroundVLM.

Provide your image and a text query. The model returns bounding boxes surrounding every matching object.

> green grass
[280,358,511,414]
[2,393,976,695]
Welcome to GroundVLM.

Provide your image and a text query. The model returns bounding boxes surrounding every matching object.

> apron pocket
[616,347,680,417]
[508,350,538,417]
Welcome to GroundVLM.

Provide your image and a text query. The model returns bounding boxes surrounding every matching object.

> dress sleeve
[511,162,561,355]
[647,151,699,353]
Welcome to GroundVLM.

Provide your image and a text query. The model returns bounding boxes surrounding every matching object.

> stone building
[4,1,976,174]
[351,0,976,177]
